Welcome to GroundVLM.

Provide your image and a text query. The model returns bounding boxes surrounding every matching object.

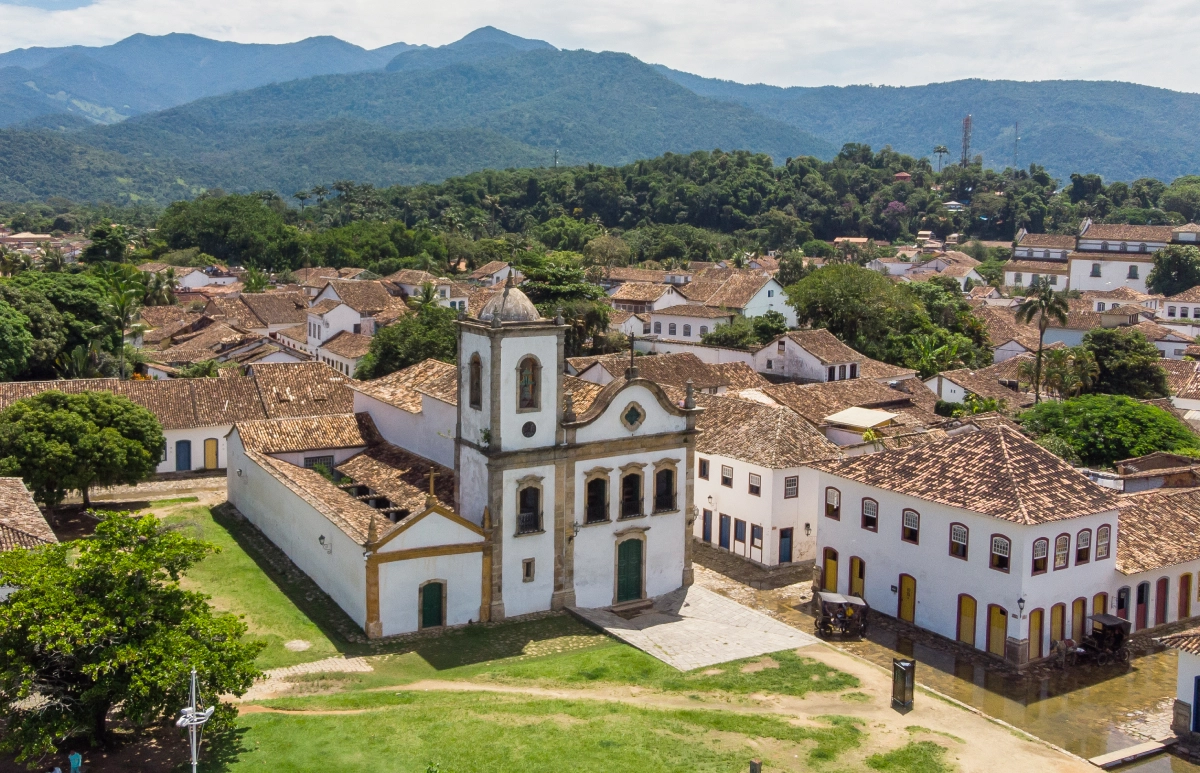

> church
[226,277,701,637]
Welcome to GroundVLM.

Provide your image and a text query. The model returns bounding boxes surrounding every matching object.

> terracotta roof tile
[236,412,374,454]
[604,267,667,283]
[1083,286,1162,302]
[610,283,671,302]
[1132,320,1193,343]
[676,280,725,302]
[469,261,510,280]
[383,269,442,286]
[150,323,262,365]
[811,425,1120,524]
[1083,223,1175,242]
[240,292,308,325]
[247,450,380,544]
[1160,626,1200,655]
[351,359,458,413]
[0,478,56,550]
[323,280,398,314]
[204,297,262,330]
[277,324,307,345]
[705,273,773,310]
[1167,286,1200,303]
[1018,233,1077,249]
[138,305,200,329]
[1005,260,1070,273]
[973,306,1042,350]
[338,443,455,515]
[763,378,932,426]
[709,362,772,390]
[1117,487,1200,574]
[775,329,861,365]
[250,362,355,418]
[575,352,729,391]
[320,331,373,359]
[649,304,736,319]
[308,299,343,315]
[694,394,839,468]
[1160,359,1200,397]
[190,375,269,425]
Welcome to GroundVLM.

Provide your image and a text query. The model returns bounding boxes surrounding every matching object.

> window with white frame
[1096,525,1111,559]
[784,476,798,498]
[748,473,762,496]
[721,465,734,487]
[1054,534,1070,570]
[901,509,919,543]
[949,523,968,559]
[1184,307,1192,318]
[990,535,1011,571]
[1032,538,1048,574]
[861,499,878,531]
[1076,529,1091,564]
[825,487,841,519]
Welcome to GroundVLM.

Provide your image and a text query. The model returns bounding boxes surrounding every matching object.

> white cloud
[1,0,1198,93]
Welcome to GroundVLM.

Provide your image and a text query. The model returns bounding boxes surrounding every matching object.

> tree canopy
[355,305,458,379]
[1081,327,1169,399]
[1147,244,1200,297]
[1020,394,1199,467]
[0,511,262,763]
[0,391,165,508]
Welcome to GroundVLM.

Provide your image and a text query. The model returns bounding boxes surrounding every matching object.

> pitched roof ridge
[995,426,1033,525]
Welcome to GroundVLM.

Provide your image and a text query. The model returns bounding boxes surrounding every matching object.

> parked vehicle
[815,591,869,639]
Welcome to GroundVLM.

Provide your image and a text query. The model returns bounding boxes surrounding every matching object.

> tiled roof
[1132,320,1193,343]
[240,292,308,325]
[775,329,861,364]
[248,449,380,544]
[293,267,340,285]
[973,305,1041,350]
[1068,250,1157,263]
[1167,286,1200,303]
[1160,359,1200,398]
[190,375,269,425]
[1082,223,1175,242]
[1018,233,1077,249]
[139,305,200,329]
[604,267,667,283]
[236,412,374,454]
[810,425,1120,524]
[1083,286,1162,302]
[325,280,398,314]
[610,282,671,302]
[764,378,933,427]
[705,272,773,310]
[1116,487,1200,574]
[676,280,725,302]
[694,393,839,468]
[469,260,510,280]
[339,268,369,279]
[1175,224,1200,233]
[277,324,307,345]
[205,297,262,330]
[934,364,1034,408]
[858,359,919,381]
[564,375,605,416]
[250,362,355,418]
[384,269,442,286]
[150,323,262,365]
[351,359,458,413]
[578,352,729,391]
[609,309,635,324]
[1159,626,1200,655]
[967,286,999,299]
[649,304,736,319]
[321,331,373,359]
[1005,260,1069,273]
[0,478,56,550]
[338,442,455,515]
[709,362,772,390]
[751,255,779,270]
[142,313,207,345]
[308,299,343,316]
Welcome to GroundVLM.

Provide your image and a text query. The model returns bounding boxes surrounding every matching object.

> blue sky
[1,0,1197,92]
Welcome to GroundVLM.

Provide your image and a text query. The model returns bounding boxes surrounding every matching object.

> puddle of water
[761,593,1200,770]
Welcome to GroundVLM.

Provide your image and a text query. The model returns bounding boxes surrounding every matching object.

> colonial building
[646,305,736,341]
[227,278,702,636]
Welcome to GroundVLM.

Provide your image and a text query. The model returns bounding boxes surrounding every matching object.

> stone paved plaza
[569,584,820,670]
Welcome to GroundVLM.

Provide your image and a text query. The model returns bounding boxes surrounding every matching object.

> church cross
[427,468,439,497]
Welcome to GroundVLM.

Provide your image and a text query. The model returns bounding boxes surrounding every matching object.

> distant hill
[385,26,554,73]
[655,67,1200,182]
[0,48,832,202]
[0,33,421,125]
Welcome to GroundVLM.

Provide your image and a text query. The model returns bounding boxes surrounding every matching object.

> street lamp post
[176,668,215,773]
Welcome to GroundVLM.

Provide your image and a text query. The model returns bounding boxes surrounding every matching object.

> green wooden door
[421,582,444,628]
[616,539,643,603]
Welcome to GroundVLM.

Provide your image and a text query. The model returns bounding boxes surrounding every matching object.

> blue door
[1194,676,1200,732]
[779,528,794,564]
[718,514,731,550]
[176,440,191,471]
[702,509,712,543]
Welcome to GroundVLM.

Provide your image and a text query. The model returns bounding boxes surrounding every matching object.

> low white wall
[161,426,231,473]
[634,339,754,365]
[352,391,456,468]
[378,553,483,636]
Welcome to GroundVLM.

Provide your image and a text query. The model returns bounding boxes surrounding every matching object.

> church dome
[478,275,542,323]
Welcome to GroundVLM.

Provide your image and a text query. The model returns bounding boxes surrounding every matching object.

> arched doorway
[849,556,865,598]
[1072,598,1087,641]
[957,595,977,647]
[1182,575,1193,620]
[616,539,644,603]
[1050,603,1066,645]
[420,581,445,629]
[987,605,1008,658]
[1116,587,1130,620]
[1028,608,1045,660]
[1156,578,1170,626]
[822,548,839,593]
[1136,582,1150,629]
[898,574,916,623]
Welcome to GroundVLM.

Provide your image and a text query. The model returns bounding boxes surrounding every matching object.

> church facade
[226,278,701,637]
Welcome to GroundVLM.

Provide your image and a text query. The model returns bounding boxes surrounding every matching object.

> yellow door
[1050,603,1065,644]
[849,557,865,597]
[899,575,916,623]
[1093,593,1108,615]
[988,605,1008,657]
[822,549,839,592]
[1029,608,1044,660]
[957,595,977,647]
[1071,598,1087,641]
[204,438,218,470]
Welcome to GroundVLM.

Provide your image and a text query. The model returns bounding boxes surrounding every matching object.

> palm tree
[243,267,269,293]
[293,191,311,209]
[38,244,67,272]
[910,333,964,378]
[103,281,144,379]
[0,248,29,277]
[407,281,440,312]
[141,268,176,306]
[1015,277,1070,404]
[56,341,104,379]
[933,145,950,173]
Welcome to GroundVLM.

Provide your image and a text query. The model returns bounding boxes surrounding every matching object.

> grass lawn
[163,504,342,669]
[214,692,868,773]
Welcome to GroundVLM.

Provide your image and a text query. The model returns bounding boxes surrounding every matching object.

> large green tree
[0,391,165,508]
[1146,244,1200,297]
[7,272,111,355]
[1020,394,1198,467]
[0,298,33,380]
[155,193,305,270]
[80,223,129,263]
[355,305,458,379]
[1082,327,1169,398]
[0,511,262,763]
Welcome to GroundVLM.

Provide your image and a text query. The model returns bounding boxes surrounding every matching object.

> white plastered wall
[353,391,456,468]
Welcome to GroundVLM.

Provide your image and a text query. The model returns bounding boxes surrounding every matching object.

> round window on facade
[522,421,537,437]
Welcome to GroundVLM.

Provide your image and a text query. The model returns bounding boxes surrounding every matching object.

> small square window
[654,322,662,334]
[748,473,761,496]
[699,459,710,480]
[783,476,798,498]
[767,289,774,297]
[522,558,535,582]
[1169,306,1177,317]
[721,465,734,488]
[777,340,786,354]
[1013,272,1023,284]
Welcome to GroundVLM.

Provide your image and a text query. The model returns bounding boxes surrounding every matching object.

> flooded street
[694,561,1200,771]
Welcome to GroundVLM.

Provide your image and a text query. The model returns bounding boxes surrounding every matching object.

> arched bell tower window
[468,354,482,410]
[517,356,540,411]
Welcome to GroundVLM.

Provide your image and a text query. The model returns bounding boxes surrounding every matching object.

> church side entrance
[616,538,644,603]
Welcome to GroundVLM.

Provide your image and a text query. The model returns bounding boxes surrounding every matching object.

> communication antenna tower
[1013,121,1020,172]
[961,115,972,167]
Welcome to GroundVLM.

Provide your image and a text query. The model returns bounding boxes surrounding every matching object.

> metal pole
[190,669,198,773]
